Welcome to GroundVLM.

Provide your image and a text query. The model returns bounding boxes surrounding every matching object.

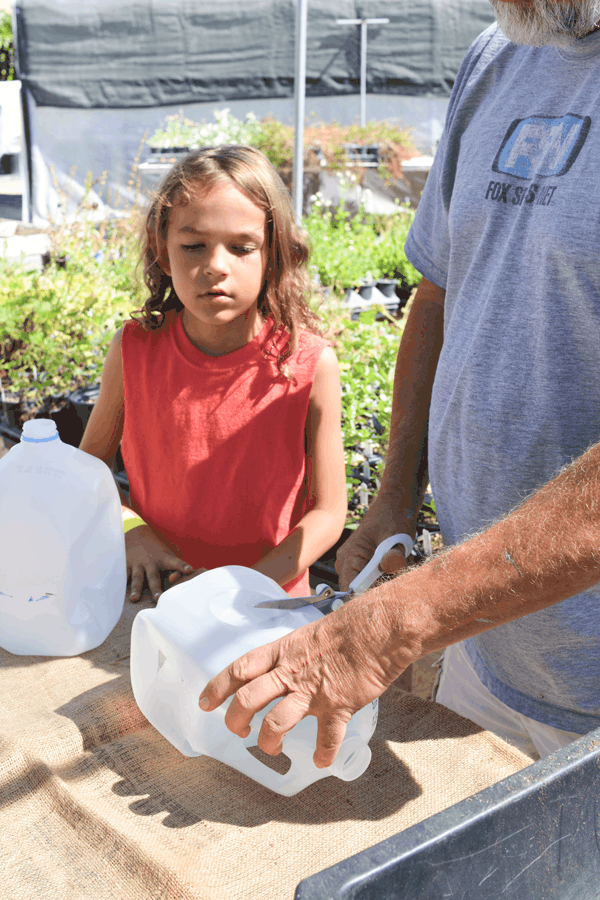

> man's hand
[126,525,194,601]
[335,500,411,591]
[198,589,416,768]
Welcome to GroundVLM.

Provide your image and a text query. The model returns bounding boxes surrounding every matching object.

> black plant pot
[149,146,190,154]
[0,416,21,450]
[343,144,379,168]
[1,396,22,430]
[41,252,67,269]
[376,279,398,300]
[344,281,401,321]
[147,147,192,165]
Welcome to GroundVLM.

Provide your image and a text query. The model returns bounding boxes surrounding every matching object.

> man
[199,0,600,766]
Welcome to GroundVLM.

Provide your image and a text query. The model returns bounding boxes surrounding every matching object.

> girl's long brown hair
[136,145,321,375]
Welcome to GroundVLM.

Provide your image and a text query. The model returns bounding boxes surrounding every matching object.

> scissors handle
[348,533,414,595]
[253,534,413,611]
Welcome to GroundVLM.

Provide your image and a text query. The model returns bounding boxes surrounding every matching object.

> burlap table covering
[0,597,532,900]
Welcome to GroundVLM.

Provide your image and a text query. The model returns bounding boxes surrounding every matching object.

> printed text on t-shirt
[484,181,557,206]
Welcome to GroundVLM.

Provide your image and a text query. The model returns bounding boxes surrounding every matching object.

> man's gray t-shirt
[405,23,600,733]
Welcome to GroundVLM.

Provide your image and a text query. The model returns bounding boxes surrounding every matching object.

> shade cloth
[14,0,495,109]
[12,0,495,224]
[0,594,532,899]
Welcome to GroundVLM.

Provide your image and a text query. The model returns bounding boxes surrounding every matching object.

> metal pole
[360,19,367,128]
[336,18,389,127]
[292,0,308,224]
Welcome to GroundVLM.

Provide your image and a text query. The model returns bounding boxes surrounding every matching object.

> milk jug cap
[21,419,59,442]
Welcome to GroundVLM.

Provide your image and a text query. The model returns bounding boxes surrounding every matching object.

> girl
[80,145,347,600]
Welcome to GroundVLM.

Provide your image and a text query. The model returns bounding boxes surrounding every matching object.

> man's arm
[397,440,600,651]
[336,275,445,589]
[199,438,600,767]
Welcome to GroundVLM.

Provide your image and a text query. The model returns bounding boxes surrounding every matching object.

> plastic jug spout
[283,731,372,785]
[327,736,372,782]
[21,419,60,442]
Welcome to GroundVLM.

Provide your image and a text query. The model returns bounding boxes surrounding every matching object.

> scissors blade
[254,585,346,610]
[254,597,322,610]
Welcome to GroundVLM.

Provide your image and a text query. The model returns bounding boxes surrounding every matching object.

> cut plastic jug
[0,418,126,656]
[130,566,379,796]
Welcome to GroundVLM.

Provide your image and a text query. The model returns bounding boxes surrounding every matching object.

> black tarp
[15,0,496,109]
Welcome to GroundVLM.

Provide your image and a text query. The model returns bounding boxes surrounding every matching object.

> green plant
[317,299,406,524]
[0,181,143,405]
[147,108,262,150]
[304,119,416,176]
[0,11,14,82]
[146,110,419,184]
[251,117,294,172]
[369,211,422,287]
[304,177,420,292]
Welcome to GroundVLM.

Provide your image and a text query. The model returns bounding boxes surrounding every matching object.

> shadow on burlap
[0,598,533,900]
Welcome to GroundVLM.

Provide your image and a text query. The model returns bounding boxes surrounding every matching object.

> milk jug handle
[214,737,305,794]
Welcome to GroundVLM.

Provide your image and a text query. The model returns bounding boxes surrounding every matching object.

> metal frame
[335,17,390,128]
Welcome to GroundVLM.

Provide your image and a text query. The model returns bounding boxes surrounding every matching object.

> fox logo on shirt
[492,113,590,180]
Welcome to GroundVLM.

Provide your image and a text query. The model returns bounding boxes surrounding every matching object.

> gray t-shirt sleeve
[403,133,450,289]
[404,24,500,289]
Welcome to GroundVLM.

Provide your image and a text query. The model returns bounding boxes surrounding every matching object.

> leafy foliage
[146,108,262,150]
[0,187,142,404]
[304,119,416,177]
[306,177,420,291]
[146,109,418,182]
[318,301,407,523]
[0,11,14,82]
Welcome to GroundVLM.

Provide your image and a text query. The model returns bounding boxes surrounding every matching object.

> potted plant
[0,195,140,460]
[146,109,262,159]
[344,143,379,167]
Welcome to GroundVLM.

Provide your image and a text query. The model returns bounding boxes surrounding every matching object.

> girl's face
[161,181,267,351]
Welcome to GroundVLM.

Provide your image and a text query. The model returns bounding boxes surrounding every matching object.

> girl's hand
[166,567,208,587]
[126,525,194,602]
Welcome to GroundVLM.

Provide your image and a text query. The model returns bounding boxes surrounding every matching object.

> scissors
[254,533,414,613]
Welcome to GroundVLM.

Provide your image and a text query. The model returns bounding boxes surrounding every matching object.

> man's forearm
[335,277,446,589]
[377,276,445,529]
[375,440,600,664]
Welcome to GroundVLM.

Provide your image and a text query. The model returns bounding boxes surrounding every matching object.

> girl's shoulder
[122,309,177,346]
[288,328,331,383]
[293,327,331,360]
[297,328,330,349]
[264,320,329,360]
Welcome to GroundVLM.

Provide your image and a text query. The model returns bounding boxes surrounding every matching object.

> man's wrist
[371,564,441,671]
[362,495,418,538]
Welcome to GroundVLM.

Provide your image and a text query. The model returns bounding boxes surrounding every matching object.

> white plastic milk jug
[130,566,378,796]
[0,418,126,656]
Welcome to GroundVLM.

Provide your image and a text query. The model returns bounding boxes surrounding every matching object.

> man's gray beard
[489,0,600,46]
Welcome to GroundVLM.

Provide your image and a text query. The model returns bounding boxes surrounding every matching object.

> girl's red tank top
[121,311,329,596]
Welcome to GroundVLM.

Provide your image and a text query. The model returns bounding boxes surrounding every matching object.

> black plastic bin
[295,726,600,898]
